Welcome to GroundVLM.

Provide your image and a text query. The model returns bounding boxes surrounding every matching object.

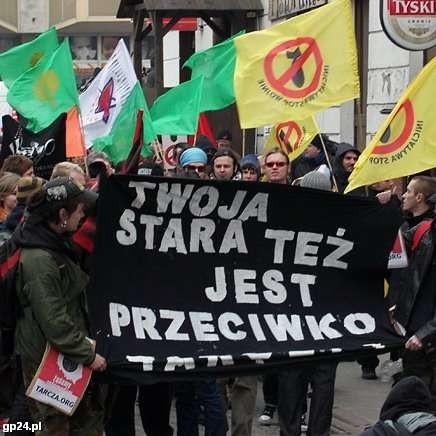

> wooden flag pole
[319,134,339,192]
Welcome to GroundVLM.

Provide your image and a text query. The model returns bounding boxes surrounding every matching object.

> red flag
[66,106,85,158]
[121,109,143,175]
[188,113,216,145]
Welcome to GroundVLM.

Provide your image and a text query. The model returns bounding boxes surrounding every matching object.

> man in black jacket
[332,142,365,195]
[389,176,436,408]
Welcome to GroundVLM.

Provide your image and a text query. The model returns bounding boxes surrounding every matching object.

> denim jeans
[176,379,228,436]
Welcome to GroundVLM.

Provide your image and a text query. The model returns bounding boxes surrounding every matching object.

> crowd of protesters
[1,129,436,436]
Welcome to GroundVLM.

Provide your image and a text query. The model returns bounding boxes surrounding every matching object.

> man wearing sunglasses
[174,149,228,436]
[178,148,208,179]
[264,148,290,184]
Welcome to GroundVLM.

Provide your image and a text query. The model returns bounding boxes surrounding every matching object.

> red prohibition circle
[372,100,415,155]
[264,37,323,99]
[164,144,177,166]
[275,121,303,154]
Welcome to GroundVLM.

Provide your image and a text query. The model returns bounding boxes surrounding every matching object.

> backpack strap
[411,219,433,254]
[0,247,22,280]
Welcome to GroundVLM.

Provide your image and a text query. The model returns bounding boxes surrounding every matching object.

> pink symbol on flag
[95,78,116,123]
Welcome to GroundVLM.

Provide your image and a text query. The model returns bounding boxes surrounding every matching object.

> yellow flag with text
[345,57,436,193]
[233,0,359,128]
[264,116,319,162]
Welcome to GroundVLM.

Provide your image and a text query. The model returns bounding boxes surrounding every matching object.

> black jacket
[359,377,436,435]
[332,142,365,196]
[389,213,436,342]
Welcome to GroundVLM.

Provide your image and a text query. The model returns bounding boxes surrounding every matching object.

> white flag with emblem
[79,39,137,148]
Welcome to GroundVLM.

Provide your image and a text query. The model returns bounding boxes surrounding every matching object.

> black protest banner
[0,114,66,179]
[89,175,403,383]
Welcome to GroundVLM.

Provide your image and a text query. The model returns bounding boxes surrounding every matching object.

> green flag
[7,39,78,133]
[183,31,244,112]
[92,82,156,163]
[150,76,203,134]
[0,27,58,88]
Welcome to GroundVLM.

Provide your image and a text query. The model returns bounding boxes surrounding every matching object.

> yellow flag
[233,0,359,128]
[264,116,319,162]
[345,57,436,194]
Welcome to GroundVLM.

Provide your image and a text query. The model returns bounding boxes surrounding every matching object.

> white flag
[79,39,137,148]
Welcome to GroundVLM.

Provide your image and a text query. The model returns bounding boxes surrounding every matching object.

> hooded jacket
[14,216,94,366]
[359,377,436,435]
[332,142,365,196]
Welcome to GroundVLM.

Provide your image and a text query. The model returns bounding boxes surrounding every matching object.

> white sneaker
[258,405,275,426]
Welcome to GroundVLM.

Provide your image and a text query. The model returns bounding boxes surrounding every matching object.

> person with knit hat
[178,147,208,179]
[278,170,338,436]
[240,154,261,182]
[300,170,332,191]
[226,152,260,436]
[291,134,336,181]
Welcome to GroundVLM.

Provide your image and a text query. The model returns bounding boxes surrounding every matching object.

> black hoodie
[359,376,436,435]
[13,214,77,262]
[333,142,365,195]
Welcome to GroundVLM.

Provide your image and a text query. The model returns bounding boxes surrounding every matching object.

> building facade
[0,0,434,154]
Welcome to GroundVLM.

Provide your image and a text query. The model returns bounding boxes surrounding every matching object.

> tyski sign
[380,0,436,50]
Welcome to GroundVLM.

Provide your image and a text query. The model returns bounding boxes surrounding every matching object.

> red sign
[264,37,323,99]
[26,345,92,415]
[145,17,198,32]
[388,0,435,15]
[164,144,177,168]
[275,121,303,154]
[373,100,415,155]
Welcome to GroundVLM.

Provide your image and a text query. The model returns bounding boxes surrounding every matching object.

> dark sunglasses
[265,161,287,168]
[185,164,205,172]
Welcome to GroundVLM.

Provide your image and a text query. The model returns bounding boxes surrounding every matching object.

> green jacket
[15,248,94,366]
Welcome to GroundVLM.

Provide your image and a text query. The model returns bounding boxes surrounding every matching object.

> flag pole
[152,139,164,163]
[356,99,366,151]
[242,129,246,156]
[319,134,338,192]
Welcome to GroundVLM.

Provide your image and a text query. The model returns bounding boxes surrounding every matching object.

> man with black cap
[14,177,106,435]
